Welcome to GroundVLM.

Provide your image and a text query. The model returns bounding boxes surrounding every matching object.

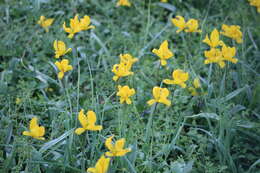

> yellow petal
[163,79,175,85]
[161,59,167,66]
[78,109,88,128]
[86,110,97,125]
[58,72,64,79]
[114,148,132,156]
[115,138,125,150]
[38,126,45,137]
[105,135,114,151]
[75,128,86,135]
[30,117,39,130]
[147,99,156,106]
[23,131,31,136]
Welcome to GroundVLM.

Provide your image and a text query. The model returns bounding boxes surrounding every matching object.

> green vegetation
[0,0,259,172]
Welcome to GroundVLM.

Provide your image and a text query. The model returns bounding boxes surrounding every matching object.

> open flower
[204,48,225,68]
[63,15,95,39]
[172,16,201,33]
[105,135,131,157]
[163,69,189,88]
[75,110,102,135]
[188,77,201,96]
[147,87,171,106]
[112,63,133,81]
[203,29,224,48]
[119,53,138,70]
[53,40,72,58]
[152,40,174,66]
[185,19,202,33]
[37,16,54,32]
[116,0,131,6]
[248,0,260,13]
[87,155,110,173]
[220,24,243,43]
[171,16,186,33]
[221,44,238,64]
[55,59,73,79]
[23,117,45,140]
[117,85,135,104]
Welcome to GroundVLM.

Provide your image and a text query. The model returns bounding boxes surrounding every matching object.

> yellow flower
[87,155,110,173]
[185,19,202,33]
[55,59,73,79]
[188,78,201,96]
[152,40,174,66]
[161,0,168,2]
[203,29,224,48]
[37,16,54,32]
[220,24,243,43]
[116,85,135,104]
[193,77,201,89]
[63,15,95,39]
[75,110,102,135]
[248,0,260,13]
[16,98,22,105]
[116,0,131,6]
[221,44,238,64]
[53,40,72,58]
[163,69,189,88]
[119,53,138,70]
[147,87,171,106]
[204,48,225,68]
[112,63,133,81]
[23,117,45,140]
[171,16,186,33]
[105,135,131,157]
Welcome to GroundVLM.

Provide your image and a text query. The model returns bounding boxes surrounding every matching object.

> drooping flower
[248,0,260,13]
[23,117,45,140]
[204,48,225,68]
[185,19,202,33]
[116,0,131,6]
[119,54,138,70]
[163,69,189,88]
[147,87,171,106]
[55,59,73,79]
[75,110,102,135]
[188,77,201,96]
[87,155,110,173]
[116,85,135,104]
[221,44,238,64]
[63,15,95,39]
[171,16,186,33]
[53,40,72,58]
[112,63,133,81]
[37,16,54,32]
[152,40,174,66]
[220,24,243,43]
[203,29,224,48]
[105,135,131,157]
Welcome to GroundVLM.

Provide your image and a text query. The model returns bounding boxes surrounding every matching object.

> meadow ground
[0,0,260,173]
